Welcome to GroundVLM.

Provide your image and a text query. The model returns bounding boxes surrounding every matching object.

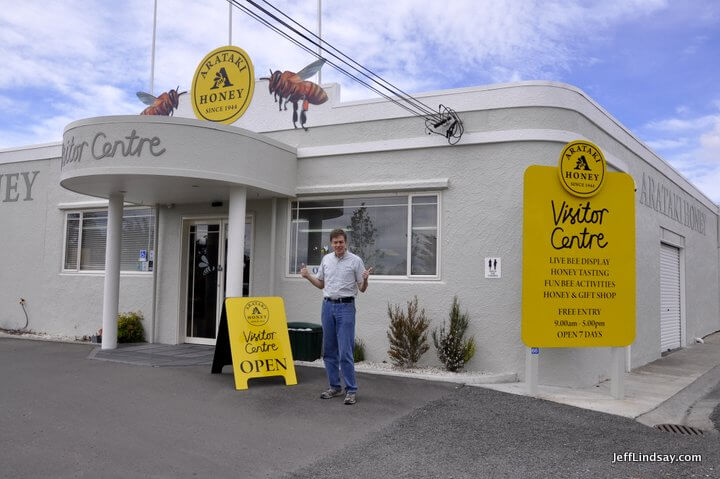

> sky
[1,0,719,201]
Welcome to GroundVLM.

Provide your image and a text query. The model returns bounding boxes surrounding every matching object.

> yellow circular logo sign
[191,45,255,124]
[558,140,606,197]
[243,300,269,327]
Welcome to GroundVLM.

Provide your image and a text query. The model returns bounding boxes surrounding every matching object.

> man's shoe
[320,387,343,399]
[344,392,356,405]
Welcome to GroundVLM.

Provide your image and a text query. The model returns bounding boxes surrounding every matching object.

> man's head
[329,228,347,256]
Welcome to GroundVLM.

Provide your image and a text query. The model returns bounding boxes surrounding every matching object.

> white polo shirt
[316,251,365,299]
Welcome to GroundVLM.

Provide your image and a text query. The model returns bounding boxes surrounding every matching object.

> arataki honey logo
[558,140,606,197]
[244,300,269,327]
[191,45,255,124]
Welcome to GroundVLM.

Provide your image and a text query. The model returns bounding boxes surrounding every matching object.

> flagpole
[317,0,322,84]
[229,1,233,45]
[150,0,157,95]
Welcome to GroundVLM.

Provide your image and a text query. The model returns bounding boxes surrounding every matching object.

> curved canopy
[60,115,297,205]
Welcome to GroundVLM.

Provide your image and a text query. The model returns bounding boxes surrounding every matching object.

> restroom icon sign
[485,257,501,279]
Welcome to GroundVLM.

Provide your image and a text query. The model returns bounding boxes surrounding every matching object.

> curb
[0,332,92,345]
[294,359,518,385]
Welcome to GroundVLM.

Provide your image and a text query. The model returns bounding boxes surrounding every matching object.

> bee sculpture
[198,254,216,276]
[261,59,328,130]
[136,86,186,116]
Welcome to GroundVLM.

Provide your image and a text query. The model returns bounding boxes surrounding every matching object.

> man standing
[300,228,372,405]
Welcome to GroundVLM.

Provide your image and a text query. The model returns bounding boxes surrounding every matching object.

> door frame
[180,214,254,345]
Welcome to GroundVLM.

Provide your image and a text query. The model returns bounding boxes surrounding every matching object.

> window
[289,194,438,277]
[63,208,155,272]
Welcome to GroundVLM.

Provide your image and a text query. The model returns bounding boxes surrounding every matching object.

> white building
[1,80,717,387]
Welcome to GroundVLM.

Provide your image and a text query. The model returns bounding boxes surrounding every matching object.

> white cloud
[0,1,150,91]
[0,0,673,100]
[645,138,690,150]
[0,0,154,148]
[682,165,720,203]
[645,115,718,132]
[0,94,27,113]
[698,118,720,158]
[232,0,671,94]
[646,112,720,201]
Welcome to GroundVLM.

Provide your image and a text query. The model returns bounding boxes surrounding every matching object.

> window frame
[286,191,441,281]
[61,206,156,275]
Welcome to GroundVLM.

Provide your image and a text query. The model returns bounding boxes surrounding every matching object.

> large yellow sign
[225,297,297,390]
[522,161,635,347]
[191,45,255,124]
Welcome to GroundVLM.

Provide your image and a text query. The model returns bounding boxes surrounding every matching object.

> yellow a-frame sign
[225,297,297,390]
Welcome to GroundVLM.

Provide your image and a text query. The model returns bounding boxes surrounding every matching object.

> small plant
[117,311,145,343]
[354,338,366,363]
[386,296,430,368]
[432,296,476,372]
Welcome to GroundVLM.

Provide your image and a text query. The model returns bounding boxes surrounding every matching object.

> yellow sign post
[225,297,297,390]
[522,141,635,348]
[191,45,255,124]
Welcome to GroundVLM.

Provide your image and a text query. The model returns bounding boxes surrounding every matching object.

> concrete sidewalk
[88,342,215,367]
[479,332,720,425]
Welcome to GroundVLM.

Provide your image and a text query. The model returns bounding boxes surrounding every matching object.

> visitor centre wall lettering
[638,172,706,235]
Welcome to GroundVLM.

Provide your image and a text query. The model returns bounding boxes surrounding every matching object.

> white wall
[0,155,153,338]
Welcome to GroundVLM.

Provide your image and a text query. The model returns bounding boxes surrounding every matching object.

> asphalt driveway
[3,338,720,478]
[0,338,457,478]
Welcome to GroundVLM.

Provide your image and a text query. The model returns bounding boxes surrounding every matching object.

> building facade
[1,81,717,387]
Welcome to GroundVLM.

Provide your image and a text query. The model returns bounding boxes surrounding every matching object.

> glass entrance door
[185,218,252,344]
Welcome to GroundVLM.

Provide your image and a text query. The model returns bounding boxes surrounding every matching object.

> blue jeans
[321,300,357,393]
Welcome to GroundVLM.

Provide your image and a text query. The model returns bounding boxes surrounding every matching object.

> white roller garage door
[660,243,681,352]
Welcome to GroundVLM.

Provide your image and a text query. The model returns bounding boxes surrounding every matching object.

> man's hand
[300,263,324,290]
[362,266,374,280]
[359,266,373,293]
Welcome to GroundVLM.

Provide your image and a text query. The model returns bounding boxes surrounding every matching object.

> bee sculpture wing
[296,58,326,80]
[136,92,158,105]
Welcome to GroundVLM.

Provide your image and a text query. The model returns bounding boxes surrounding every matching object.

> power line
[228,0,463,143]
[231,0,430,119]
[255,0,441,119]
[228,0,427,119]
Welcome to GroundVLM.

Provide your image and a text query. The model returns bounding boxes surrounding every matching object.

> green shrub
[354,338,366,363]
[117,311,145,343]
[432,296,476,372]
[386,296,430,368]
